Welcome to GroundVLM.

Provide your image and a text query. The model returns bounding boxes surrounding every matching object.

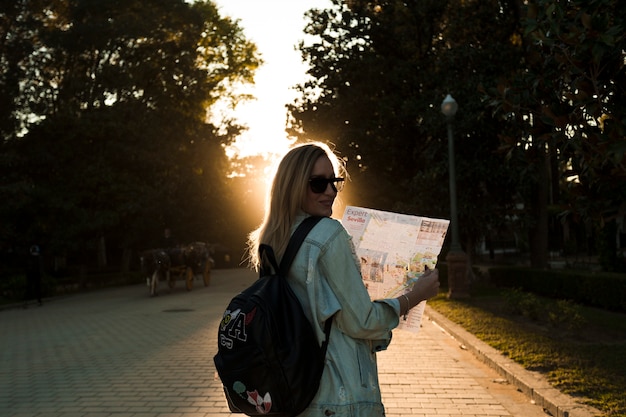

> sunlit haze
[212,0,332,159]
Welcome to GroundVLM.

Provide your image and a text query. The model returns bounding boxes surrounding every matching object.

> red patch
[245,307,256,325]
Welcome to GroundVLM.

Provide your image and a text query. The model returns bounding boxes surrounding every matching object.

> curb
[424,305,603,417]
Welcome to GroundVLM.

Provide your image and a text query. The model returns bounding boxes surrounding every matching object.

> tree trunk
[548,135,563,253]
[120,247,132,274]
[97,236,107,269]
[529,142,549,268]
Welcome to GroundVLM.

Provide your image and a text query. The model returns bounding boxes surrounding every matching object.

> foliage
[528,0,626,221]
[484,0,626,267]
[0,274,27,302]
[0,0,261,265]
[289,0,531,260]
[490,266,626,311]
[290,0,625,269]
[502,287,586,330]
[429,290,626,416]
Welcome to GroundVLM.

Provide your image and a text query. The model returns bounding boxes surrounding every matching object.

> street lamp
[441,94,469,298]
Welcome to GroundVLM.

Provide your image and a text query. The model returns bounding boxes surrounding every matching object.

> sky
[212,0,332,159]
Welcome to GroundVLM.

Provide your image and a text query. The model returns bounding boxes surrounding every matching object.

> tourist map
[341,206,450,332]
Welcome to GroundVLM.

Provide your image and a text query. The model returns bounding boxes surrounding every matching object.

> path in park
[0,268,597,417]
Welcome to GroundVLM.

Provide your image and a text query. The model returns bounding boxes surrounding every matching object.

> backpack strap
[259,244,280,277]
[283,217,333,349]
[258,216,321,277]
[279,216,323,274]
[260,216,332,345]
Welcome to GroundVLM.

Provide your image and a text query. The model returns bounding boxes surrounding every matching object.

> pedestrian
[158,228,179,285]
[24,244,43,307]
[161,227,177,249]
[245,142,440,416]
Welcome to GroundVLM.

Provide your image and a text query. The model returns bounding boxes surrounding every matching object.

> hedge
[489,266,626,312]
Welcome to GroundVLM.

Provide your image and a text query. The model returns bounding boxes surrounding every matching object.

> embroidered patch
[246,389,272,414]
[219,308,248,349]
[245,306,256,325]
[232,381,273,414]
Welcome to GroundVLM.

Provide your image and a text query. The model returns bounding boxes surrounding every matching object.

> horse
[140,242,213,297]
[140,249,171,297]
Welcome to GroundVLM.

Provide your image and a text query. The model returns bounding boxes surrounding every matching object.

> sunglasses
[308,177,345,193]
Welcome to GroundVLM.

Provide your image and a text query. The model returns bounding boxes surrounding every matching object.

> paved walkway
[0,268,598,417]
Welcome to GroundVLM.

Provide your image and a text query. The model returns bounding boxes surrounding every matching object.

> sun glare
[213,0,332,162]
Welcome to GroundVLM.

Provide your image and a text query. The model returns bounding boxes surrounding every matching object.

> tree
[0,0,261,270]
[289,0,523,262]
[488,0,626,269]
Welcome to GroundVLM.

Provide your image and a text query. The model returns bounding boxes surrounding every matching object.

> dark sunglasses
[309,177,345,193]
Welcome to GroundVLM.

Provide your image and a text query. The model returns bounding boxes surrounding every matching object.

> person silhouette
[24,245,43,307]
[161,228,177,249]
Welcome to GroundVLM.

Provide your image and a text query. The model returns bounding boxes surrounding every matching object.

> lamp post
[441,94,469,298]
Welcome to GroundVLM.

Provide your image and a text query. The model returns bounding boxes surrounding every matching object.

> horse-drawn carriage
[140,242,214,297]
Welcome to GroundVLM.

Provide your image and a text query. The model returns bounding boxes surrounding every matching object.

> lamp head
[441,94,458,117]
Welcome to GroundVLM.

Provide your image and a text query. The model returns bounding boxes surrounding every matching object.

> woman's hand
[410,267,440,303]
[396,267,441,317]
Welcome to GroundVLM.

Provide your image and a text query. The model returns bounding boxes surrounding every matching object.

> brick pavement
[0,268,598,417]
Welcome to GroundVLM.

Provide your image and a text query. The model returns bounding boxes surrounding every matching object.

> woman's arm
[319,228,400,339]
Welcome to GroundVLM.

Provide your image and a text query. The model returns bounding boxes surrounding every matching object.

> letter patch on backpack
[219,307,258,349]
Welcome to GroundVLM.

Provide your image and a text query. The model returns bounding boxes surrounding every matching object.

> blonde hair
[246,142,346,270]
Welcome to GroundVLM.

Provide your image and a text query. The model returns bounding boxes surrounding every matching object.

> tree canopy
[486,0,626,268]
[289,0,625,269]
[289,0,524,261]
[0,0,261,267]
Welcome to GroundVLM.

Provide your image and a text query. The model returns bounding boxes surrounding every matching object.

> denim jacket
[287,213,401,417]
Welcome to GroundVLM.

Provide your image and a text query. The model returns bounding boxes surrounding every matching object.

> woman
[246,142,440,417]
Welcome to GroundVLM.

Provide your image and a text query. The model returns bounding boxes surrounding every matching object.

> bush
[501,288,586,331]
[1,271,144,304]
[503,288,542,319]
[548,299,586,331]
[0,274,26,301]
[489,266,626,312]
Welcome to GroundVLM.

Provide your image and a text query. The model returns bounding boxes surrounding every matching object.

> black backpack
[214,216,332,417]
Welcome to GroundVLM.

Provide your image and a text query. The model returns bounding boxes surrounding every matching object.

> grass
[428,285,626,417]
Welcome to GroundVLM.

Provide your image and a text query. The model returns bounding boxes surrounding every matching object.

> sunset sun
[212,0,332,160]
